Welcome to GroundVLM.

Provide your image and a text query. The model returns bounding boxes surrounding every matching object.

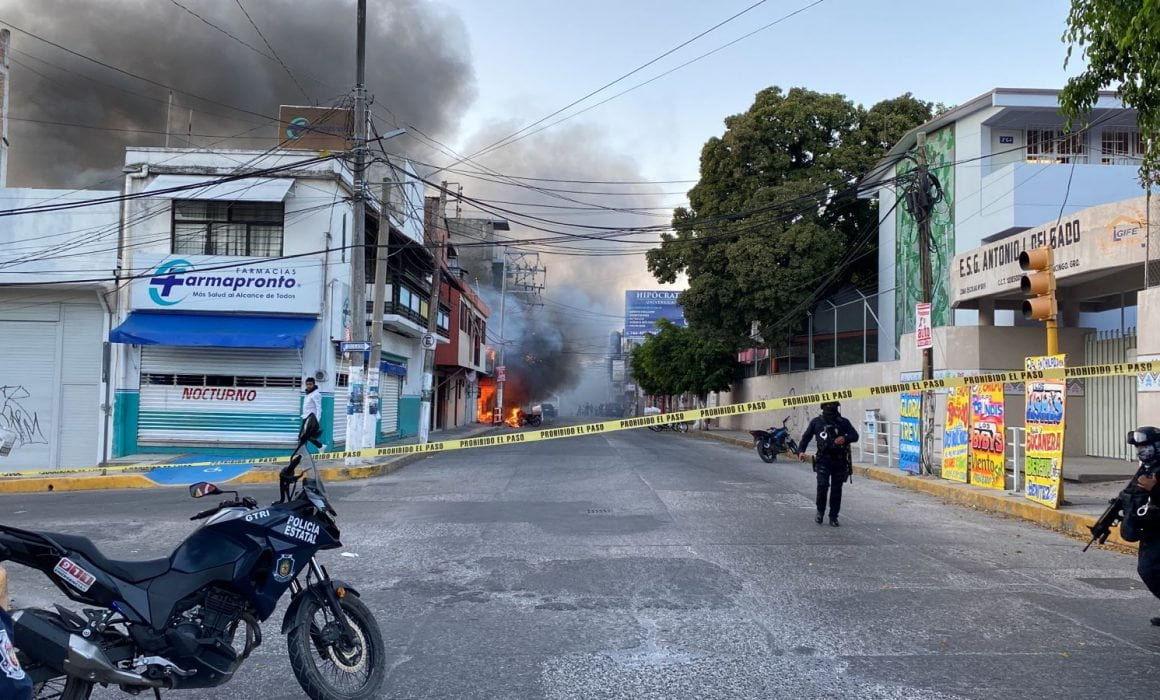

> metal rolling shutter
[58,305,104,468]
[139,347,301,446]
[0,303,102,471]
[0,320,59,469]
[380,375,400,436]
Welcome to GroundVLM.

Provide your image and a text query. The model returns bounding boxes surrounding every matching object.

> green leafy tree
[1061,1,1160,183]
[647,87,933,346]
[629,320,736,401]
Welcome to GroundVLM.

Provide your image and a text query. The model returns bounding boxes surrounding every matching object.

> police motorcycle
[0,415,386,700]
[749,417,799,463]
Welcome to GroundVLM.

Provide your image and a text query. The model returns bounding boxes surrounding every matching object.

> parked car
[541,402,557,418]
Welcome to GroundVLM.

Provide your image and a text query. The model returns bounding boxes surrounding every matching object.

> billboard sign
[915,303,932,349]
[130,254,323,315]
[941,385,969,482]
[969,383,1006,489]
[277,105,353,152]
[1024,354,1067,509]
[624,290,685,340]
[899,391,923,474]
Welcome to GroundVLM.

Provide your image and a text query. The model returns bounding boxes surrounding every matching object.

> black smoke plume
[1,0,475,187]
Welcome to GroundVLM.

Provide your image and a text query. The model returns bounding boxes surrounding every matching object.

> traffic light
[1019,246,1057,322]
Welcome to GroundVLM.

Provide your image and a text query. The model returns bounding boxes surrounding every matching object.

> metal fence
[753,290,883,376]
[856,420,1028,494]
[1084,328,1137,461]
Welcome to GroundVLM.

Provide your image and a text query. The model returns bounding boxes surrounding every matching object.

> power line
[454,0,778,168]
[466,0,827,162]
[233,0,311,101]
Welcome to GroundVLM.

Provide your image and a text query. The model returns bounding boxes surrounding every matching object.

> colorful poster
[899,391,923,474]
[941,385,969,482]
[969,384,1006,489]
[916,303,933,349]
[1024,355,1067,508]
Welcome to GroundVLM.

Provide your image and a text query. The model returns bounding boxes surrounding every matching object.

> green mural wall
[895,126,956,351]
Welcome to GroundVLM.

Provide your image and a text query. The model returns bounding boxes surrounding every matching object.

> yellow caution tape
[3,360,1156,479]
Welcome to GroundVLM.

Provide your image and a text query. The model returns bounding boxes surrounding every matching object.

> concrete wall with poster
[894,126,955,353]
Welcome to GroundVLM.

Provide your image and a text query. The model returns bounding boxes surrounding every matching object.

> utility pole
[364,178,391,448]
[345,0,370,453]
[915,131,936,475]
[495,248,508,424]
[418,183,448,443]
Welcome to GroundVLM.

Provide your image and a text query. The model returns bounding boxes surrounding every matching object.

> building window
[1100,129,1145,165]
[437,310,449,333]
[1025,128,1087,164]
[172,201,285,256]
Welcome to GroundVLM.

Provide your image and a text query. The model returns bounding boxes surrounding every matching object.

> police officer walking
[799,401,859,527]
[1120,427,1160,624]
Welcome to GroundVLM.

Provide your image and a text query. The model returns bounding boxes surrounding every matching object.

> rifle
[1084,496,1123,552]
[1084,461,1158,552]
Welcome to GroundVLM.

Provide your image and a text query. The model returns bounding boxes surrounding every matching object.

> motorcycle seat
[43,531,171,583]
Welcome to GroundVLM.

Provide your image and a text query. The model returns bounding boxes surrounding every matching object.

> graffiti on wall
[0,385,48,454]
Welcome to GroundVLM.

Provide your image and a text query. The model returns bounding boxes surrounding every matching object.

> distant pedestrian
[302,377,322,444]
[799,401,859,527]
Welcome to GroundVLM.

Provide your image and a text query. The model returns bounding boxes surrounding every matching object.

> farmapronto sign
[130,254,323,315]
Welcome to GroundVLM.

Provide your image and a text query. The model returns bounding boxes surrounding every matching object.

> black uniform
[1,607,33,700]
[1127,460,1160,599]
[799,406,859,524]
[1121,427,1160,621]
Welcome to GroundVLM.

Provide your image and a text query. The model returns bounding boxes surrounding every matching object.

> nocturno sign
[131,254,323,315]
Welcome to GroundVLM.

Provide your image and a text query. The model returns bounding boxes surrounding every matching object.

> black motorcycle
[1,416,385,699]
[749,417,799,463]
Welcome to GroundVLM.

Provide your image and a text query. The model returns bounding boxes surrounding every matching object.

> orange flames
[505,407,522,428]
[477,380,498,423]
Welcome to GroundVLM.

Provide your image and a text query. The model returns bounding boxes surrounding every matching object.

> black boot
[829,516,840,527]
[815,512,824,524]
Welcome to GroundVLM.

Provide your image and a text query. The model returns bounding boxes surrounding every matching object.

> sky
[449,0,1080,186]
[0,0,1092,404]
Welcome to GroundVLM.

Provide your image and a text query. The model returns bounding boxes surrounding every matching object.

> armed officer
[1122,427,1160,623]
[799,401,859,527]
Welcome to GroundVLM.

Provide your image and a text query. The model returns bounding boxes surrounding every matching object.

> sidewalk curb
[0,427,503,495]
[0,566,7,607]
[686,429,1137,553]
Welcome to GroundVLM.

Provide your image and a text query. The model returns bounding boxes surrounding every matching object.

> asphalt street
[3,423,1158,699]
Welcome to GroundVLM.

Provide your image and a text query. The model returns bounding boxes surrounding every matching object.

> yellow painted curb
[0,473,158,494]
[687,429,1137,554]
[0,454,426,495]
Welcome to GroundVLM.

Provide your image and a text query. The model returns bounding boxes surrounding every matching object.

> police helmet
[820,401,840,412]
[1128,426,1160,463]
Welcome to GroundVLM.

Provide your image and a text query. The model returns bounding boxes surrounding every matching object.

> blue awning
[110,313,315,348]
[381,360,407,377]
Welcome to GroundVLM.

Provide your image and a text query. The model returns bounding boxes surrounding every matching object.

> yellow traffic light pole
[1019,246,1058,356]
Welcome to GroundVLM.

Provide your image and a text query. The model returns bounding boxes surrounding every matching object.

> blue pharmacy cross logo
[286,117,309,140]
[148,259,194,306]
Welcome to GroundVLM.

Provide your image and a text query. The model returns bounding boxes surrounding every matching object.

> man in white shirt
[302,377,322,445]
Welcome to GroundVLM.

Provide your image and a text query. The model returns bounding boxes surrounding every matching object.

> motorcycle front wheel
[287,594,386,700]
[32,676,93,700]
[756,442,777,463]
